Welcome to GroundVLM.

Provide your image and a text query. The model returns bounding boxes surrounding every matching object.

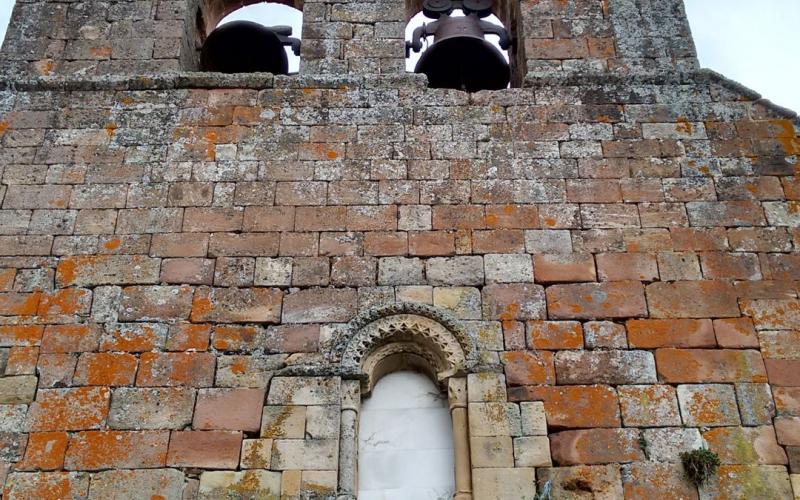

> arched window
[404,0,519,91]
[358,371,455,499]
[196,1,302,74]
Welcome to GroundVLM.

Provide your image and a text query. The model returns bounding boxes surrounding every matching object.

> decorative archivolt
[336,303,478,393]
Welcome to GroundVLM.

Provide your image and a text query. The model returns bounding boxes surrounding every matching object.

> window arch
[194,0,302,74]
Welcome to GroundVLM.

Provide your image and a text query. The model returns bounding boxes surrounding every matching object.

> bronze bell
[407,0,511,92]
[201,20,301,75]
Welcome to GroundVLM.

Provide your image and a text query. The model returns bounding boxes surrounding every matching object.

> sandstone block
[467,372,507,403]
[377,256,425,285]
[261,405,306,439]
[28,386,110,431]
[109,387,195,430]
[583,321,627,349]
[513,436,551,467]
[482,283,546,320]
[240,438,273,469]
[167,431,243,469]
[198,470,281,499]
[426,256,484,285]
[520,402,547,436]
[621,462,698,500]
[626,318,715,348]
[266,377,341,405]
[537,465,622,499]
[736,383,776,426]
[547,281,647,319]
[193,388,265,432]
[192,287,283,323]
[510,385,620,429]
[88,469,185,500]
[56,255,160,287]
[468,402,522,437]
[646,281,739,318]
[527,321,583,350]
[64,431,169,470]
[550,428,644,465]
[641,427,705,463]
[471,435,514,467]
[704,426,787,464]
[3,472,90,500]
[699,465,793,499]
[677,384,740,426]
[433,287,481,320]
[533,253,596,283]
[484,254,533,283]
[16,432,69,471]
[136,352,215,387]
[119,285,193,321]
[271,439,338,470]
[618,384,681,427]
[656,349,767,383]
[500,351,555,386]
[281,288,356,323]
[555,350,656,385]
[0,375,37,404]
[472,467,537,500]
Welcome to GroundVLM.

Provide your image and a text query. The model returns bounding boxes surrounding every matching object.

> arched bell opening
[195,0,303,74]
[404,0,524,91]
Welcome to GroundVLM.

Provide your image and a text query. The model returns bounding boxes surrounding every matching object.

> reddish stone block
[761,253,800,280]
[73,353,137,386]
[774,387,800,416]
[432,205,486,230]
[775,417,800,446]
[16,432,69,471]
[64,431,169,470]
[472,230,525,254]
[499,351,555,386]
[208,233,280,257]
[41,324,101,353]
[596,253,658,281]
[704,426,787,464]
[484,204,538,229]
[166,430,243,469]
[0,325,43,346]
[626,319,716,348]
[702,465,793,499]
[136,352,215,387]
[331,256,377,286]
[183,207,243,232]
[28,387,111,431]
[279,232,318,256]
[193,388,265,432]
[677,384,740,426]
[583,321,628,349]
[700,252,762,280]
[526,321,583,349]
[242,206,295,232]
[481,284,546,320]
[533,253,596,283]
[160,258,215,284]
[713,318,759,348]
[191,287,283,324]
[0,291,41,316]
[566,179,622,203]
[37,353,77,388]
[37,288,92,317]
[408,231,455,256]
[363,232,407,256]
[294,207,347,231]
[550,428,644,465]
[150,233,209,257]
[502,320,526,350]
[509,385,620,428]
[547,281,647,319]
[264,324,319,353]
[56,255,160,287]
[656,349,767,383]
[646,281,739,318]
[765,359,800,386]
[670,227,727,251]
[166,323,211,351]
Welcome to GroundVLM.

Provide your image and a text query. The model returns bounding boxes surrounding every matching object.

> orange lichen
[498,303,520,321]
[326,149,338,159]
[103,238,121,250]
[0,121,8,135]
[38,289,89,316]
[90,47,112,58]
[676,116,694,135]
[229,358,247,375]
[191,296,214,320]
[543,217,557,227]
[56,258,79,286]
[104,123,118,138]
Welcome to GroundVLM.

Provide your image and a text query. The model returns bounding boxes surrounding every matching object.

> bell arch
[335,303,476,499]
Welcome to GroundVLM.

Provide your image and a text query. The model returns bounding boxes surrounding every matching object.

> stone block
[261,406,306,439]
[537,465,623,499]
[626,318,715,348]
[191,287,283,323]
[511,385,620,429]
[28,387,110,431]
[271,439,338,470]
[16,431,69,471]
[520,402,547,436]
[64,431,169,470]
[656,349,767,383]
[583,321,627,349]
[641,427,705,463]
[426,256,484,285]
[306,405,340,439]
[621,462,698,500]
[88,469,185,499]
[266,377,341,405]
[467,372,507,403]
[482,283,546,320]
[533,253,596,283]
[377,257,425,285]
[547,281,647,319]
[198,470,281,499]
[500,351,555,386]
[554,350,656,385]
[699,465,793,499]
[0,375,37,404]
[240,438,273,469]
[3,472,91,500]
[677,384,741,426]
[618,384,682,427]
[433,287,481,319]
[166,431,243,469]
[471,435,514,467]
[514,436,551,467]
[527,321,583,349]
[472,467,537,500]
[108,387,195,430]
[704,426,787,465]
[736,383,776,426]
[281,288,356,323]
[193,388,265,432]
[468,402,521,437]
[550,428,644,465]
[484,254,534,283]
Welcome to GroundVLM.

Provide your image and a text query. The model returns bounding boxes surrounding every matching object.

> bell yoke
[406,0,512,92]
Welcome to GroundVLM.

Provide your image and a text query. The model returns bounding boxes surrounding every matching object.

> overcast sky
[0,1,797,111]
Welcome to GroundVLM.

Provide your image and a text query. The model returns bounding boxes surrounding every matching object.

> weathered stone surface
[621,462,698,500]
[550,428,645,465]
[641,427,705,463]
[0,375,37,404]
[555,350,656,385]
[698,465,793,499]
[108,388,195,430]
[191,287,282,323]
[198,470,281,499]
[646,281,739,318]
[537,465,623,499]
[547,281,647,319]
[472,467,537,500]
[618,385,681,427]
[64,431,169,470]
[677,384,741,427]
[266,377,341,405]
[282,288,356,323]
[271,439,338,470]
[482,283,546,320]
[510,385,620,429]
[656,349,767,383]
[193,388,265,432]
[703,426,787,465]
[166,431,243,469]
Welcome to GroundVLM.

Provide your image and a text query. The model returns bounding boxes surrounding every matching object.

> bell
[407,0,511,92]
[201,20,301,75]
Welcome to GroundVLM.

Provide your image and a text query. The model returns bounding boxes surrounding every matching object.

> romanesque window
[196,1,302,74]
[358,371,455,499]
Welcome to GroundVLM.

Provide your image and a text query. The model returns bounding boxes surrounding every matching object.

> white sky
[0,1,797,111]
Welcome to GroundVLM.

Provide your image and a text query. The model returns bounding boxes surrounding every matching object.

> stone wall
[0,0,799,498]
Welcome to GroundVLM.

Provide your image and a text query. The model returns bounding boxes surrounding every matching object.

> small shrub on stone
[680,448,721,485]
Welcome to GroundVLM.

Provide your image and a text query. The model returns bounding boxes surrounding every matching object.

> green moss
[680,448,721,486]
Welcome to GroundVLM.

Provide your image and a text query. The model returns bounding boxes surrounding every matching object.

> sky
[0,1,797,111]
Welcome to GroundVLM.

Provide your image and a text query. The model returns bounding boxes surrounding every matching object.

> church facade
[0,0,798,497]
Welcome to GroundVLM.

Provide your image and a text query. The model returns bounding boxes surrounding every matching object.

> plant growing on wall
[680,448,721,486]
